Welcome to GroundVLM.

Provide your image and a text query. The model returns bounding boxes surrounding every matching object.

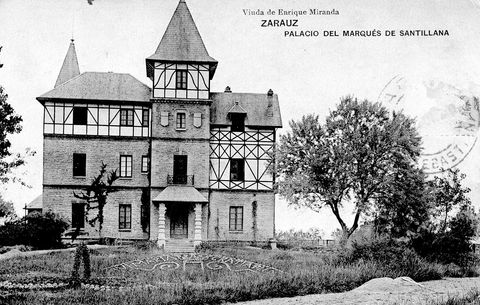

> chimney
[266,89,273,117]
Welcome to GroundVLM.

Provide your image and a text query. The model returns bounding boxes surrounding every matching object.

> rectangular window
[176,112,186,130]
[141,156,149,173]
[120,109,134,126]
[119,155,132,178]
[175,70,188,89]
[72,202,85,229]
[231,113,245,132]
[142,109,149,127]
[72,107,87,125]
[73,153,86,177]
[229,206,243,231]
[230,159,245,181]
[119,204,131,230]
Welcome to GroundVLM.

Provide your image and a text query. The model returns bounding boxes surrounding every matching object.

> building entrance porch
[153,185,208,249]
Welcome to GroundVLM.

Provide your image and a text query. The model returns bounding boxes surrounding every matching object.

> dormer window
[230,113,245,132]
[176,70,188,89]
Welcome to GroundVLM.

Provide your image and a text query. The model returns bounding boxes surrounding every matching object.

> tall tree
[73,163,118,239]
[277,96,422,239]
[429,168,471,233]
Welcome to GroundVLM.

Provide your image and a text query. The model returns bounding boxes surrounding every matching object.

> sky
[0,0,479,237]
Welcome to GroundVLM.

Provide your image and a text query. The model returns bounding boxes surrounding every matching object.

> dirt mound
[0,249,22,260]
[353,277,430,294]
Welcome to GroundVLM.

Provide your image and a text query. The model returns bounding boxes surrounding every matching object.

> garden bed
[0,245,474,305]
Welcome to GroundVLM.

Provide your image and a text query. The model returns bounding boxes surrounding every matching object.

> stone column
[194,203,203,246]
[157,203,166,248]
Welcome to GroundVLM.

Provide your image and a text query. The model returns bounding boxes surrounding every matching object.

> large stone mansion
[32,0,282,250]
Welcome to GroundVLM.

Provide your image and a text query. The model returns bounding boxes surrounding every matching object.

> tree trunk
[328,201,362,243]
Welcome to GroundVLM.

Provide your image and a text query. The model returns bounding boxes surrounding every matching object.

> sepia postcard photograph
[0,0,479,304]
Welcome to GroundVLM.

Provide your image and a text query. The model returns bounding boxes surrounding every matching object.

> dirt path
[232,277,480,305]
[0,245,115,261]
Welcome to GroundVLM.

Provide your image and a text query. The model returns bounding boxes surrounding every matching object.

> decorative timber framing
[43,102,150,137]
[209,128,275,191]
[153,63,210,99]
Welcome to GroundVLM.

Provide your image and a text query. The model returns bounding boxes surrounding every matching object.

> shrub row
[0,211,68,250]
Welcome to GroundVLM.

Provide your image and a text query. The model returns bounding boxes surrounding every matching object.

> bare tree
[73,162,118,240]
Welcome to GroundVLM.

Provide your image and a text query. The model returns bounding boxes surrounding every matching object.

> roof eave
[145,58,218,79]
[36,96,152,105]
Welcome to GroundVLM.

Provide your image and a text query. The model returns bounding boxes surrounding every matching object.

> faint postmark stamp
[378,75,479,174]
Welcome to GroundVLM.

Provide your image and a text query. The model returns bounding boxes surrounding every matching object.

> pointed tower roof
[55,40,80,88]
[146,0,217,78]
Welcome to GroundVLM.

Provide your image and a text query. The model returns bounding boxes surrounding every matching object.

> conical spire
[55,39,80,88]
[146,0,217,77]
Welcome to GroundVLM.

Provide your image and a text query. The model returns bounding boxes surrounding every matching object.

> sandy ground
[0,245,114,261]
[232,277,480,305]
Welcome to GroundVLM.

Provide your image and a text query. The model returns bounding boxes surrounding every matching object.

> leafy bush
[412,206,478,269]
[0,211,68,249]
[340,237,443,282]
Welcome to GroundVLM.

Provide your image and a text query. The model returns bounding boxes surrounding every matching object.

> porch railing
[167,175,194,186]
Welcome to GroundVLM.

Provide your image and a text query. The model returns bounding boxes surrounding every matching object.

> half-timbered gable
[38,72,151,137]
[209,90,282,191]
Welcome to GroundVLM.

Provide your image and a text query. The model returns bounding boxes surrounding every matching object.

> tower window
[120,109,134,126]
[142,109,149,127]
[119,155,132,178]
[72,202,85,229]
[229,206,243,231]
[176,112,186,130]
[72,107,87,125]
[176,70,188,89]
[119,204,132,230]
[230,113,245,132]
[230,158,245,181]
[73,153,86,177]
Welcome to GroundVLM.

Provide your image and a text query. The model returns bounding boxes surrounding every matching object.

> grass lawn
[0,245,462,305]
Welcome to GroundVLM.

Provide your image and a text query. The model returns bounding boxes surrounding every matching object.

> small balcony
[167,174,194,186]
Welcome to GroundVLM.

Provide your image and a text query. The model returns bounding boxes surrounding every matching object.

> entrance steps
[164,239,195,253]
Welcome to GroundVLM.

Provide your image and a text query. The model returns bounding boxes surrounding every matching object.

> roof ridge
[211,91,278,96]
[49,72,85,91]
